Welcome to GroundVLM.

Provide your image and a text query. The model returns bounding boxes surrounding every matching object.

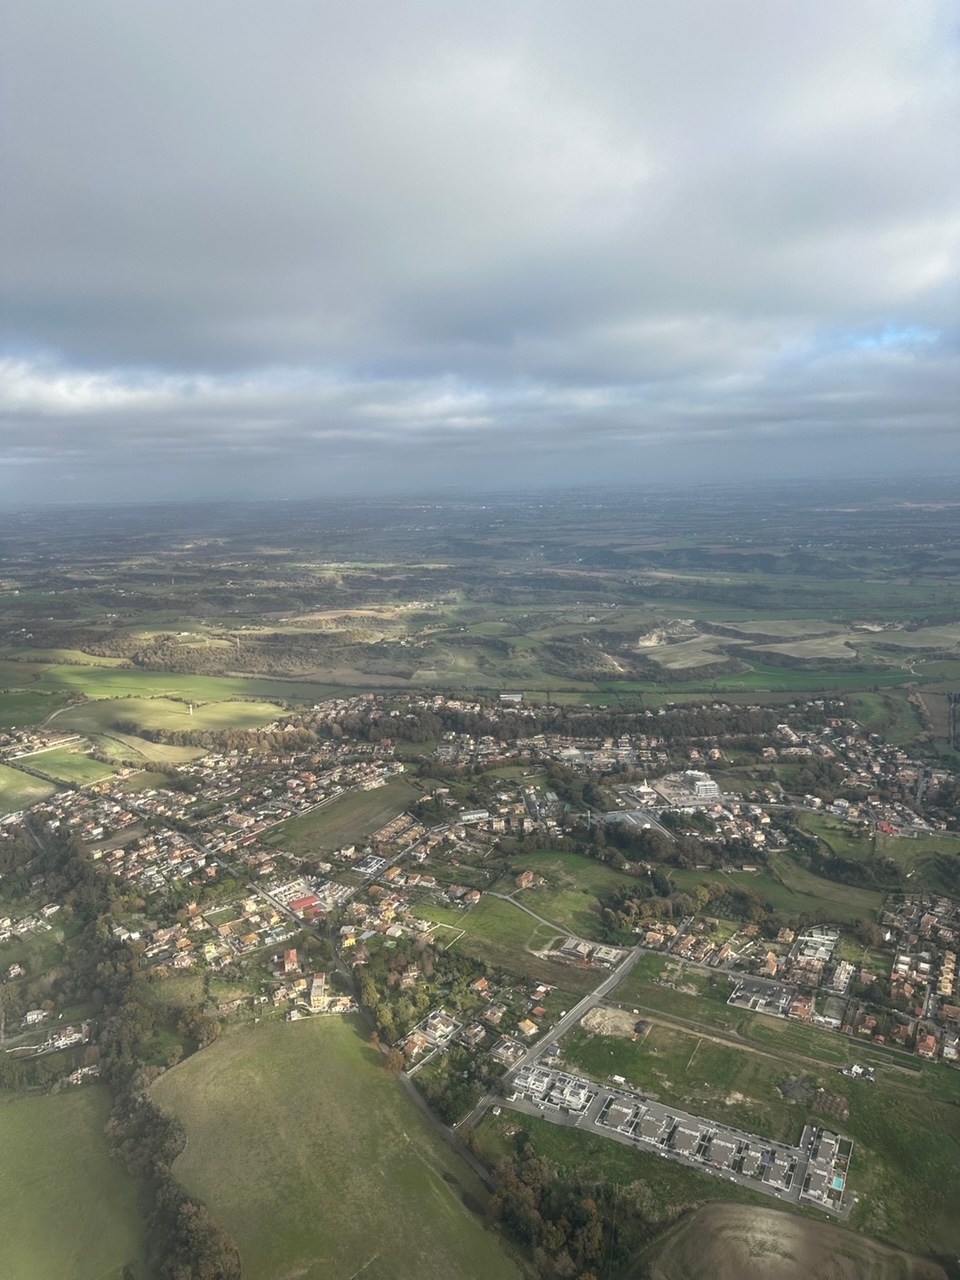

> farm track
[602,1000,947,1096]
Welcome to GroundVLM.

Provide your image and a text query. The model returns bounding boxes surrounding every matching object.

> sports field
[152,1016,521,1280]
[0,1087,144,1280]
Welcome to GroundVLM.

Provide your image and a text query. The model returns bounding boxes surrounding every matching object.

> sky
[1,0,958,503]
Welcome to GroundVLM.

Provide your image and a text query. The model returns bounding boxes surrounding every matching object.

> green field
[152,1017,521,1280]
[797,813,874,860]
[0,762,57,814]
[576,970,960,1253]
[112,769,177,793]
[495,851,635,939]
[450,895,599,994]
[21,745,121,785]
[848,692,926,747]
[644,1204,947,1280]
[667,852,884,924]
[0,690,73,729]
[32,664,334,703]
[0,1087,144,1280]
[53,696,288,736]
[564,1021,832,1144]
[262,776,421,854]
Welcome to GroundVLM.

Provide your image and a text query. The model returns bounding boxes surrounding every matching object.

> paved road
[496,1091,856,1218]
[457,943,645,1131]
[485,891,571,936]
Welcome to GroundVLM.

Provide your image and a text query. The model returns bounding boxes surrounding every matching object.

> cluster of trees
[353,935,488,1044]
[790,757,848,802]
[1,825,241,1279]
[106,1083,239,1279]
[597,872,818,942]
[414,1043,499,1126]
[489,1139,638,1279]
[926,774,960,831]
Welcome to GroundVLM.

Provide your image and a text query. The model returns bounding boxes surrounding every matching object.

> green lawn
[0,1087,144,1280]
[0,763,57,814]
[262,776,421,853]
[153,1016,521,1280]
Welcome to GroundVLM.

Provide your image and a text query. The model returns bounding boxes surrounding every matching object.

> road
[485,891,570,936]
[457,943,645,1131]
[495,1090,854,1218]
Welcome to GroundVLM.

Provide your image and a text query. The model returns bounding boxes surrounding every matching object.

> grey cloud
[1,0,957,499]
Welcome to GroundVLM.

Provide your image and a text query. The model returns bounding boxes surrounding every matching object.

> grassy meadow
[0,763,58,814]
[22,745,121,785]
[493,850,636,939]
[152,1016,522,1280]
[0,1087,144,1280]
[262,775,421,854]
[644,1204,948,1280]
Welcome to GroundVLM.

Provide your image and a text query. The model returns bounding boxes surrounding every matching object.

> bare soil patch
[581,1007,642,1038]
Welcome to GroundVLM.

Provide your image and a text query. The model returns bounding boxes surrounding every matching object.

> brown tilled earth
[647,1204,947,1280]
[581,1007,640,1037]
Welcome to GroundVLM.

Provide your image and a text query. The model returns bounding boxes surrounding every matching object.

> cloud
[1,0,957,499]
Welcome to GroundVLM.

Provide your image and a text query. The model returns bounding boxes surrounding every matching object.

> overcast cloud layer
[1,0,958,501]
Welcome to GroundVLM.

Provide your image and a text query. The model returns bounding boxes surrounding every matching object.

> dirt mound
[580,1007,640,1038]
[648,1204,946,1280]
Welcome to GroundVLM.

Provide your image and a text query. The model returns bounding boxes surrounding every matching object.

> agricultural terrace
[0,1087,144,1280]
[261,775,421,854]
[152,1017,521,1280]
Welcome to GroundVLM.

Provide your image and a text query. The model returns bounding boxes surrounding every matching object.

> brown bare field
[581,1007,638,1037]
[646,1204,947,1280]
